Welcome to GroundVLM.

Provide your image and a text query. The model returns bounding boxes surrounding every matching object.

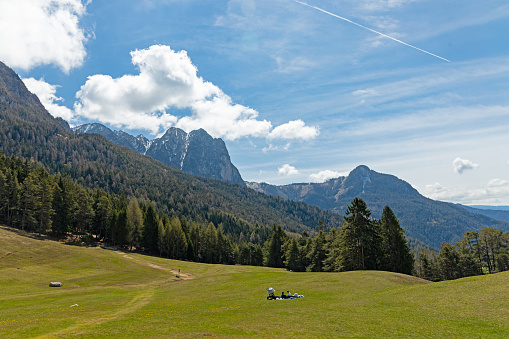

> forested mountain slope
[248,165,509,248]
[0,61,343,235]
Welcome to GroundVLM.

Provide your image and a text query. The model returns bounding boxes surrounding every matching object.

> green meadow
[1,226,508,338]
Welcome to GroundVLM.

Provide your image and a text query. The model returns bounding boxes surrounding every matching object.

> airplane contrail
[294,0,451,62]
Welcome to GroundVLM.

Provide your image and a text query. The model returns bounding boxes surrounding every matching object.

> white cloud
[423,180,509,205]
[487,178,509,188]
[23,77,75,121]
[0,0,89,73]
[453,157,479,174]
[74,45,318,140]
[278,164,299,176]
[309,170,345,182]
[268,119,319,140]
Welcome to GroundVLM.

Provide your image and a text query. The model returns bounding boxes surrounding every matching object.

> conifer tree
[142,204,159,252]
[169,217,187,259]
[379,206,414,274]
[338,197,380,271]
[285,238,300,271]
[264,224,288,268]
[203,222,218,263]
[127,197,143,251]
[5,169,20,227]
[157,218,166,257]
[52,177,76,237]
[92,190,111,240]
[75,189,94,240]
[307,226,327,272]
[37,169,54,234]
[19,171,40,232]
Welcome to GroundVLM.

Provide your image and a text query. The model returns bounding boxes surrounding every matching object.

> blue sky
[1,0,509,205]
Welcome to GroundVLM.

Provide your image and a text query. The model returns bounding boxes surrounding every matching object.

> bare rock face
[74,124,245,185]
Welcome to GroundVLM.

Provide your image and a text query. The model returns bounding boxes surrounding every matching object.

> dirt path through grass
[113,250,194,280]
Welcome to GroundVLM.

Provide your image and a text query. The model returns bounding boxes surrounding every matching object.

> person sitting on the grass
[281,291,287,299]
[287,291,292,298]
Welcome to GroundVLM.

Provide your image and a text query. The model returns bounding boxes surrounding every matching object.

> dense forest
[0,152,414,273]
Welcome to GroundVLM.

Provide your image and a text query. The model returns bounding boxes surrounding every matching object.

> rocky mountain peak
[74,123,244,185]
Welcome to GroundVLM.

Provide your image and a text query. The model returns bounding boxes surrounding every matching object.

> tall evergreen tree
[75,189,94,240]
[37,169,54,234]
[285,238,301,271]
[263,224,288,268]
[52,177,76,237]
[307,227,327,272]
[19,171,40,232]
[379,206,414,274]
[169,217,188,259]
[338,197,380,271]
[142,204,159,252]
[92,190,111,240]
[203,222,218,263]
[127,197,143,251]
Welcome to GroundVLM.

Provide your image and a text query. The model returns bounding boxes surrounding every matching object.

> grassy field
[1,225,508,338]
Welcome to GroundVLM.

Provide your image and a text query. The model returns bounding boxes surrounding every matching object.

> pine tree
[169,217,187,259]
[203,222,218,263]
[142,204,159,253]
[127,197,143,251]
[75,189,94,241]
[19,171,41,232]
[338,197,380,271]
[307,227,327,272]
[5,169,20,227]
[37,169,54,234]
[285,238,300,271]
[263,224,288,268]
[379,206,414,274]
[92,190,111,241]
[52,177,76,237]
[157,218,166,257]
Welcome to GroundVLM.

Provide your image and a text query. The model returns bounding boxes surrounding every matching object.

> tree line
[264,197,415,274]
[0,151,265,265]
[0,152,413,273]
[3,151,507,280]
[416,228,509,281]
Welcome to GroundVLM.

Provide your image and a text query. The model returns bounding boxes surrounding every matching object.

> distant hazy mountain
[74,123,245,185]
[459,205,509,224]
[247,165,509,248]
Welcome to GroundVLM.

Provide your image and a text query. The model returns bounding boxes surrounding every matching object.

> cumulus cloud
[453,157,479,174]
[309,170,345,182]
[278,164,299,176]
[267,119,319,141]
[0,0,89,73]
[74,45,319,139]
[23,77,75,122]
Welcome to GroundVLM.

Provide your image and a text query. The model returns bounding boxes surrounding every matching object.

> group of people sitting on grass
[267,287,303,300]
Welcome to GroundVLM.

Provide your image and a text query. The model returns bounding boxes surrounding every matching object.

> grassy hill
[1,226,508,338]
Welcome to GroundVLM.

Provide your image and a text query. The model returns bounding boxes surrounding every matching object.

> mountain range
[1,60,508,250]
[248,165,509,248]
[0,60,343,237]
[74,123,244,185]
